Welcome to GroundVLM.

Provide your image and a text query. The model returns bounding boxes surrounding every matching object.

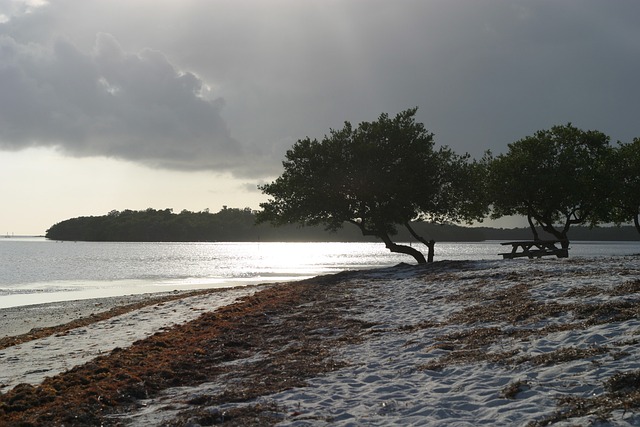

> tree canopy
[257,108,487,263]
[609,138,640,234]
[487,123,612,246]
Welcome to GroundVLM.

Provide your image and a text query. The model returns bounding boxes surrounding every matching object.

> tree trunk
[426,240,435,263]
[379,232,427,264]
[404,222,435,263]
[543,225,570,249]
[348,220,428,264]
[635,213,640,235]
[527,213,540,241]
[559,238,570,249]
[534,217,570,249]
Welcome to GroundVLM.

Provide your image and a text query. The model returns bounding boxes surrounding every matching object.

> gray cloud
[159,0,640,158]
[1,0,640,177]
[0,31,246,171]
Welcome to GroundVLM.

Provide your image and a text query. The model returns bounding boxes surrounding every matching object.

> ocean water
[1,237,639,308]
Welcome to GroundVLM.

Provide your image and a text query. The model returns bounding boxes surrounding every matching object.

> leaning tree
[487,123,612,247]
[256,108,487,264]
[609,138,640,234]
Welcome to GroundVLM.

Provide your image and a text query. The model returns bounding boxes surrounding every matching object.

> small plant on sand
[501,380,530,399]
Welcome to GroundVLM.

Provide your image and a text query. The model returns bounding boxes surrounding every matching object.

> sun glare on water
[255,242,347,270]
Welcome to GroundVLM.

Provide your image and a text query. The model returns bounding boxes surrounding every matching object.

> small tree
[257,108,486,264]
[609,138,640,235]
[487,123,611,247]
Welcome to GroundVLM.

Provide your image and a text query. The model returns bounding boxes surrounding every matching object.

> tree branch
[404,222,435,263]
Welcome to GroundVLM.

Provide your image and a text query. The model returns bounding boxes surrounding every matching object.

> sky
[1,0,639,234]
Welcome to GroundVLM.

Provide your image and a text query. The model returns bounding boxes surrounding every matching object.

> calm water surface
[1,237,639,308]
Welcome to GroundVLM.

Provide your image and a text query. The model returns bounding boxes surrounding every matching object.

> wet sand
[0,293,188,338]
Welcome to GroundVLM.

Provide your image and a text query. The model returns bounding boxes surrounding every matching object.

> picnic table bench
[499,240,569,259]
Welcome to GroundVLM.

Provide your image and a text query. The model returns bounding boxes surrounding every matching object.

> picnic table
[499,240,569,259]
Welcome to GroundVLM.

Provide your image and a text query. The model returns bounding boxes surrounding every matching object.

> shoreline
[0,286,270,347]
[0,291,199,340]
[1,256,640,425]
[0,275,297,311]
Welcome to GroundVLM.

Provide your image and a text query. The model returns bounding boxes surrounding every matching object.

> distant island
[45,207,640,243]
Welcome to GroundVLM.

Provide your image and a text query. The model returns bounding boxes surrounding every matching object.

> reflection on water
[1,238,639,308]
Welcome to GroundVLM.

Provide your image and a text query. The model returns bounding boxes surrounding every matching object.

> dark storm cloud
[0,31,245,171]
[157,0,640,160]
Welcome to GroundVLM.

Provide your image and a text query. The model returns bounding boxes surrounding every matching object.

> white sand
[267,257,640,426]
[2,256,640,426]
[119,256,640,426]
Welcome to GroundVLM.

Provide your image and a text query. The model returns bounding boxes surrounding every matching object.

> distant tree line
[47,207,257,242]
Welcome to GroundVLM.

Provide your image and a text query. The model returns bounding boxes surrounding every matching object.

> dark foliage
[45,207,491,243]
[46,208,257,242]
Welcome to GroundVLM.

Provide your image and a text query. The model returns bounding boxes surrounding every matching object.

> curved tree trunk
[348,220,427,264]
[379,232,427,264]
[635,213,640,235]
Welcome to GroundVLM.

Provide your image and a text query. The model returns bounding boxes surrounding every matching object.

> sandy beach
[1,255,640,426]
